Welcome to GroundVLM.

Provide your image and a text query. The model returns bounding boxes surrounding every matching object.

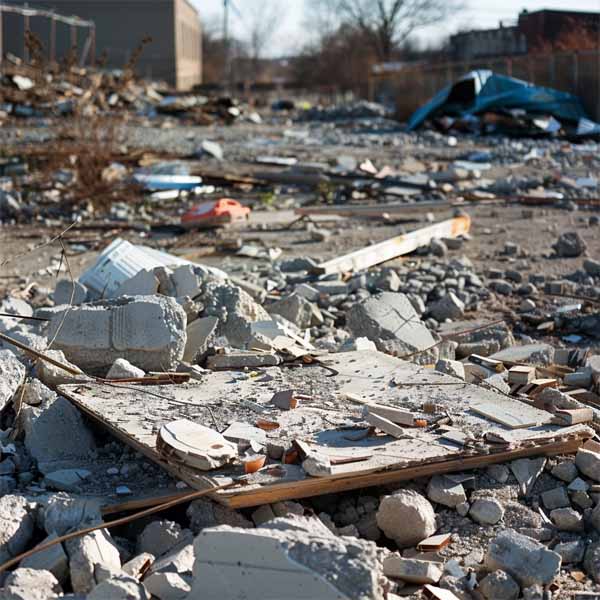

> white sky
[192,0,600,54]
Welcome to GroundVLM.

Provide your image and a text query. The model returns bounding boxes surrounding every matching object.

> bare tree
[309,0,462,62]
[246,0,283,79]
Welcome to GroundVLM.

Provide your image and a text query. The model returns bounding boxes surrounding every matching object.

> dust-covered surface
[1,107,600,599]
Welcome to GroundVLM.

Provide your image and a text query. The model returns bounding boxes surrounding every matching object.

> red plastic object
[181,198,250,229]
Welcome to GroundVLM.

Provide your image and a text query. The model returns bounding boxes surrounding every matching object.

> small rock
[541,486,570,510]
[470,498,504,525]
[478,569,519,600]
[427,475,467,508]
[551,460,578,483]
[550,507,583,532]
[553,231,587,258]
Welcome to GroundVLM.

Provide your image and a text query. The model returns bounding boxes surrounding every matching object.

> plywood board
[58,351,591,508]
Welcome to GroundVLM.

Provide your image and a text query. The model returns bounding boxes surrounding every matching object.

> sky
[192,0,600,55]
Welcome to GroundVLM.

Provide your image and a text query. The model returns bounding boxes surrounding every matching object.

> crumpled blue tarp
[407,69,589,131]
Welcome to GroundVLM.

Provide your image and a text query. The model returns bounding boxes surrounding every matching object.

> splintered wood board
[59,350,588,508]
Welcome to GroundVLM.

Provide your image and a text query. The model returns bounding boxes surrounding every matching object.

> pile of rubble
[0,208,600,599]
[0,63,258,125]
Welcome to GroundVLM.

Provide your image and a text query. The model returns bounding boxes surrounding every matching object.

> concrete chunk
[21,533,69,584]
[3,568,62,599]
[143,572,190,600]
[470,498,504,525]
[54,279,88,305]
[383,555,442,584]
[267,293,315,329]
[106,358,145,379]
[347,292,436,357]
[484,529,561,587]
[86,573,149,600]
[66,529,121,593]
[0,349,25,411]
[201,281,270,347]
[428,292,465,322]
[376,489,436,548]
[478,570,519,600]
[576,446,600,482]
[189,516,385,600]
[435,358,465,380]
[21,395,96,475]
[137,520,191,558]
[427,475,467,508]
[0,495,36,564]
[47,295,187,371]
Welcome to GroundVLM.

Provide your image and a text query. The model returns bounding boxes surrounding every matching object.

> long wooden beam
[315,215,471,275]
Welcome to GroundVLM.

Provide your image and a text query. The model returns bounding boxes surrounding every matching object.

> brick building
[2,0,202,89]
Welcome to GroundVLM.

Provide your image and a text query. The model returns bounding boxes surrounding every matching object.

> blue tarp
[407,70,589,131]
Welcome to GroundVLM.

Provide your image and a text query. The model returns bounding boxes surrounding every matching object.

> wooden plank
[223,436,586,508]
[59,384,588,508]
[315,215,471,275]
[294,200,453,219]
[57,350,588,509]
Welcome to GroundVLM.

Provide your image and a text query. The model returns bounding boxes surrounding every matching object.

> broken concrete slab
[376,489,436,548]
[0,297,33,334]
[490,344,554,366]
[0,349,25,411]
[20,394,96,475]
[189,516,385,599]
[347,292,436,357]
[206,350,280,369]
[484,529,561,587]
[47,295,187,371]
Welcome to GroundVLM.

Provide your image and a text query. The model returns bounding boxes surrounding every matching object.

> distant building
[450,23,526,61]
[518,9,600,51]
[2,0,202,89]
[450,9,600,60]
